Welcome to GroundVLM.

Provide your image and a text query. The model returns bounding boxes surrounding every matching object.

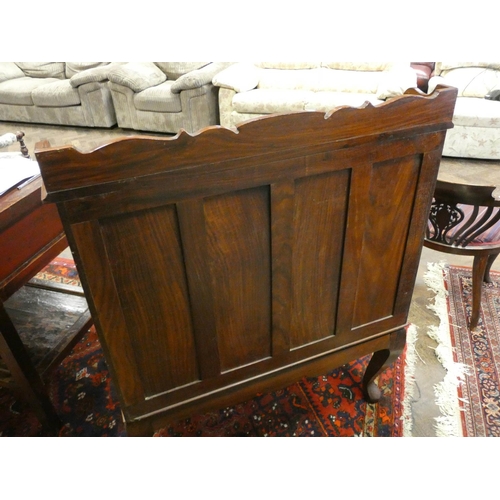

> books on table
[0,153,40,196]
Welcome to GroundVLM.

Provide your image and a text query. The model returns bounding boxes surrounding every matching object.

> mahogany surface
[0,166,90,435]
[35,85,457,436]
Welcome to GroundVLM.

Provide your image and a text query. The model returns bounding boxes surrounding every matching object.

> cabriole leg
[362,327,406,403]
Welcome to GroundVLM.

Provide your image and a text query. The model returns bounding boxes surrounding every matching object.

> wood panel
[290,169,350,348]
[34,86,458,434]
[0,199,63,288]
[351,155,420,329]
[100,205,199,397]
[204,186,272,372]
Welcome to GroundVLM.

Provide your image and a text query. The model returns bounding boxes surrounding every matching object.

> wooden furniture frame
[424,180,500,329]
[35,85,457,436]
[0,136,92,435]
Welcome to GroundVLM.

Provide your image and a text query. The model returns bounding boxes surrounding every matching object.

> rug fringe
[424,261,470,437]
[402,324,418,437]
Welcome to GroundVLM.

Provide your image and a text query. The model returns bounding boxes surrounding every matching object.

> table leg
[0,301,62,435]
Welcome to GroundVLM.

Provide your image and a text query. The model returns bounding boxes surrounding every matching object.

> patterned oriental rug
[424,262,500,437]
[0,258,418,437]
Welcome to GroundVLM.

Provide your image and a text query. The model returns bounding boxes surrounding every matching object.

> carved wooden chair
[424,180,500,329]
[35,85,457,435]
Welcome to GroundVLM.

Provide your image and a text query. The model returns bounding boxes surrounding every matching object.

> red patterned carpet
[0,258,414,437]
[425,263,500,437]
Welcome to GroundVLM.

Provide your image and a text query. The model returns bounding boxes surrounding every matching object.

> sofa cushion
[438,67,500,97]
[65,62,110,78]
[376,67,417,99]
[0,77,60,105]
[305,92,383,111]
[451,97,500,128]
[31,79,81,107]
[233,89,314,114]
[133,81,182,112]
[258,69,320,91]
[109,63,166,93]
[257,68,383,93]
[255,62,320,70]
[437,62,500,73]
[15,62,66,79]
[155,62,209,80]
[320,62,394,71]
[0,62,25,83]
[212,63,260,92]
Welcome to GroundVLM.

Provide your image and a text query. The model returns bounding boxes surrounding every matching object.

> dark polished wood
[424,179,500,329]
[35,85,457,436]
[0,171,91,435]
[15,131,30,159]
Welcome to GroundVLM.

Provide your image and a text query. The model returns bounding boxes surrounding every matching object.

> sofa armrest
[107,62,166,93]
[69,62,125,88]
[170,62,232,94]
[0,62,25,84]
[376,66,418,100]
[427,76,446,95]
[212,63,260,93]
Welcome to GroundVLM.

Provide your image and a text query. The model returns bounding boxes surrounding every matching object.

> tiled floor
[2,120,500,436]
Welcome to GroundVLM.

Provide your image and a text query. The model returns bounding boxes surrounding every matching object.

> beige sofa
[0,62,118,127]
[107,62,231,134]
[212,62,418,128]
[428,62,500,159]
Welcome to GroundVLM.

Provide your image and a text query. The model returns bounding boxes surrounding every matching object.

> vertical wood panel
[270,180,295,355]
[204,186,271,371]
[393,149,443,315]
[70,221,145,406]
[177,199,221,379]
[100,205,199,396]
[290,169,350,348]
[351,156,419,328]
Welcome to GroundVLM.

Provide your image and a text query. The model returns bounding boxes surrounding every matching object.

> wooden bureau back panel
[36,86,457,425]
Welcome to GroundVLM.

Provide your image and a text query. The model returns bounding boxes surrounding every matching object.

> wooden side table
[0,176,92,434]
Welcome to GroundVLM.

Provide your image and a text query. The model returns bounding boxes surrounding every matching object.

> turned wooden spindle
[15,131,30,159]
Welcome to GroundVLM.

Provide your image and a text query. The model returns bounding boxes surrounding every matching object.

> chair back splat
[425,179,500,329]
[35,85,458,435]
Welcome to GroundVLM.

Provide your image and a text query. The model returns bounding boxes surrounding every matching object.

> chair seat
[31,79,81,107]
[133,81,182,113]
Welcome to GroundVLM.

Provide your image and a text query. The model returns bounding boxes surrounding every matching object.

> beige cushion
[437,62,500,73]
[108,63,166,93]
[0,77,59,105]
[212,63,260,92]
[254,62,397,71]
[320,62,395,71]
[255,62,320,70]
[438,67,500,97]
[376,67,417,99]
[0,62,25,83]
[305,92,383,111]
[154,62,209,80]
[69,63,124,88]
[258,68,383,93]
[32,79,81,107]
[233,89,314,114]
[170,62,229,94]
[15,62,65,79]
[451,97,500,128]
[65,62,110,78]
[133,81,182,112]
